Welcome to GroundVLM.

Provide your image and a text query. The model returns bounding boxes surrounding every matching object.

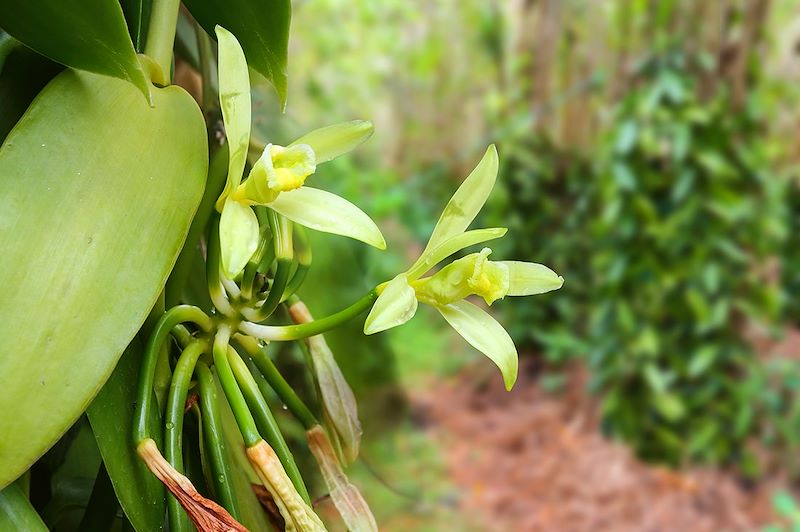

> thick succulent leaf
[289,120,374,163]
[0,0,150,99]
[436,300,518,390]
[269,187,386,250]
[184,0,291,106]
[0,484,46,531]
[0,70,207,488]
[220,199,260,279]
[406,227,508,280]
[87,338,165,532]
[364,274,418,335]
[215,25,251,211]
[420,145,498,256]
[501,261,564,296]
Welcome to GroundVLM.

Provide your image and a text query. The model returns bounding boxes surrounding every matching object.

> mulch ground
[411,358,793,531]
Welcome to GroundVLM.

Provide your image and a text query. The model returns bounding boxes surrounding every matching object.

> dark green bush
[588,53,786,465]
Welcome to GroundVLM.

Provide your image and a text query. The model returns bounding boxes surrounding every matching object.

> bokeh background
[253,1,800,530]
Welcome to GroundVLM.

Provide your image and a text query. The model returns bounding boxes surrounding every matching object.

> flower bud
[413,247,509,306]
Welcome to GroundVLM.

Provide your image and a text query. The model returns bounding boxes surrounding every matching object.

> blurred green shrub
[588,52,787,465]
[781,182,800,324]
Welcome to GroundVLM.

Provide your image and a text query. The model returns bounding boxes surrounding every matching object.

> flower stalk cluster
[131,24,562,532]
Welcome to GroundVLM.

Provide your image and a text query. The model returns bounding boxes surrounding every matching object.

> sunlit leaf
[0,70,207,488]
[269,187,386,250]
[421,145,498,255]
[364,274,417,335]
[436,300,518,390]
[289,120,374,164]
[215,25,251,211]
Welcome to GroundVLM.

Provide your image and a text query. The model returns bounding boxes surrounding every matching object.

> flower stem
[235,335,317,430]
[239,290,378,341]
[212,325,260,447]
[134,305,212,444]
[165,341,207,532]
[228,347,311,504]
[195,361,241,519]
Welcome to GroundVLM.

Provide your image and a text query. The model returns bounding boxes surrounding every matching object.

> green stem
[281,263,309,303]
[244,259,291,322]
[166,144,229,307]
[235,335,317,429]
[143,0,181,84]
[165,341,207,532]
[239,290,378,341]
[134,305,212,444]
[213,325,261,446]
[196,362,240,518]
[227,347,311,504]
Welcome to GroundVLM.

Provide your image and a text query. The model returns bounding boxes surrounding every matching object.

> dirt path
[410,360,787,531]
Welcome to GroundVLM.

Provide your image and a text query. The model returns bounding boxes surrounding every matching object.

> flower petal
[419,145,498,259]
[363,274,418,334]
[406,227,508,280]
[289,120,374,163]
[214,26,251,211]
[219,199,259,279]
[435,300,518,390]
[500,261,564,295]
[269,187,386,250]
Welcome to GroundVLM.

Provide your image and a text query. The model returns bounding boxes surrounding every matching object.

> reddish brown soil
[411,360,791,532]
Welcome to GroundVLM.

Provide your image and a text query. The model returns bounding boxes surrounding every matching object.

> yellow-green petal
[406,227,508,280]
[219,199,259,279]
[435,300,518,390]
[500,261,564,296]
[364,274,418,335]
[289,120,374,163]
[215,25,251,211]
[269,187,386,250]
[419,145,498,259]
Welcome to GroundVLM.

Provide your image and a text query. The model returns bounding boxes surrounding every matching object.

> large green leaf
[0,0,149,98]
[87,338,165,532]
[0,69,207,488]
[183,0,291,106]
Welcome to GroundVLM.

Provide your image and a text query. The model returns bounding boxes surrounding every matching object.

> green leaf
[0,70,207,488]
[406,227,508,280]
[436,300,518,390]
[0,483,46,531]
[120,0,153,51]
[269,186,386,250]
[422,145,498,255]
[87,338,165,532]
[502,261,564,296]
[214,25,251,211]
[289,120,374,163]
[0,0,150,100]
[184,0,291,106]
[219,199,260,279]
[364,274,418,335]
